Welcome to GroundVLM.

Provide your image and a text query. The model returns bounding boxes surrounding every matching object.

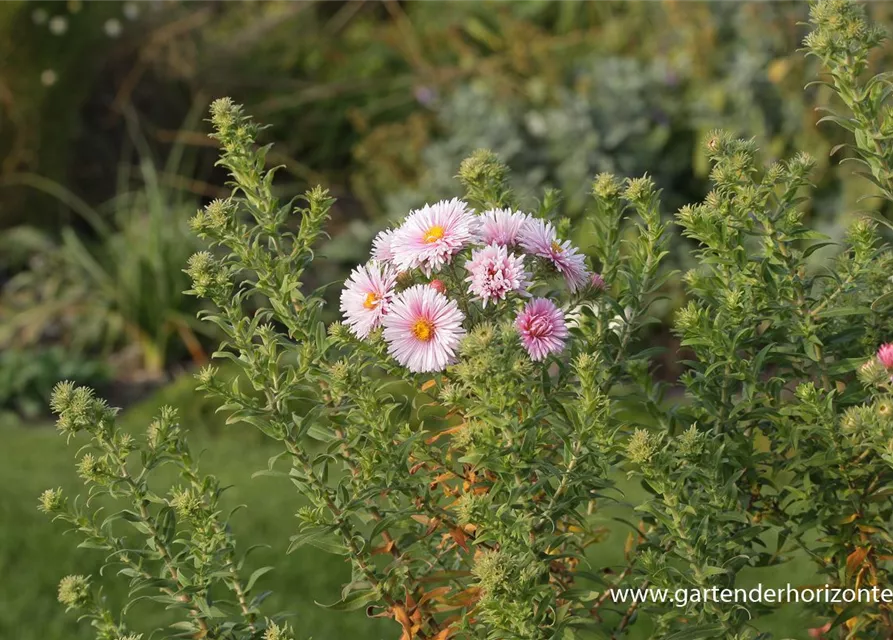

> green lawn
[0,375,823,639]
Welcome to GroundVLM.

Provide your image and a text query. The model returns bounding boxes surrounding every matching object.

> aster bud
[841,406,872,433]
[263,621,295,640]
[627,428,657,465]
[472,549,509,594]
[77,453,107,484]
[675,425,705,459]
[209,97,240,133]
[38,487,66,514]
[704,129,733,158]
[787,152,816,179]
[196,365,219,387]
[859,359,888,387]
[589,273,606,292]
[169,487,203,520]
[298,186,333,246]
[623,176,656,205]
[57,575,91,610]
[429,279,446,294]
[458,149,507,191]
[190,198,235,238]
[185,251,231,302]
[592,172,622,200]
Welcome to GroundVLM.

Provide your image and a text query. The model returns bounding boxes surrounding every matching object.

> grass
[0,374,824,640]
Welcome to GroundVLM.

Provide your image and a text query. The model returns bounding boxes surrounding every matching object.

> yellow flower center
[550,241,564,254]
[412,318,435,342]
[363,292,380,310]
[423,225,445,244]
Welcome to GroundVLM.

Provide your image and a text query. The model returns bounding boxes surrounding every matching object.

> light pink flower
[878,343,893,369]
[340,262,398,339]
[479,208,530,247]
[464,243,530,307]
[382,285,466,373]
[519,218,590,292]
[371,228,397,263]
[515,298,568,362]
[391,198,478,276]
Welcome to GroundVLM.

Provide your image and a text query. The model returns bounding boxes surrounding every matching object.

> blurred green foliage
[0,347,108,420]
[352,1,890,235]
[0,141,209,379]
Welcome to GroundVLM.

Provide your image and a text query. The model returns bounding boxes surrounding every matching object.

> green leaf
[244,566,274,594]
[315,588,380,611]
[872,291,893,311]
[828,602,866,632]
[816,306,871,319]
[287,529,346,555]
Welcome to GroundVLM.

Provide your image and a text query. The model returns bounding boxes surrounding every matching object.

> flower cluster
[340,202,594,372]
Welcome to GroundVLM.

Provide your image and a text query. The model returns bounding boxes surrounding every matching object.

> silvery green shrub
[40,2,893,638]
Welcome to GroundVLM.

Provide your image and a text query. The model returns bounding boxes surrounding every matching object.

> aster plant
[39,383,293,640]
[179,93,669,640]
[622,3,893,638]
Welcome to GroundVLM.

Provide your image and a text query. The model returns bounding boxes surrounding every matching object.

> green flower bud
[77,453,106,483]
[627,429,657,465]
[623,176,656,205]
[327,321,350,342]
[787,151,816,179]
[263,621,295,640]
[210,97,241,132]
[58,574,91,609]
[196,365,219,388]
[49,381,77,415]
[185,251,231,302]
[438,383,465,406]
[592,172,622,200]
[457,149,507,191]
[472,549,509,594]
[38,487,66,514]
[841,406,872,433]
[858,359,887,387]
[675,425,705,459]
[169,487,203,520]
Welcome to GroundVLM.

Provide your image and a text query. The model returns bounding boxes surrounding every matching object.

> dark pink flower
[878,343,893,369]
[515,298,568,361]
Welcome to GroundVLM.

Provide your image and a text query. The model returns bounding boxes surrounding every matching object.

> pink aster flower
[515,298,568,362]
[878,343,893,369]
[479,208,530,247]
[519,218,590,292]
[391,198,478,276]
[339,262,398,339]
[464,243,530,307]
[371,228,397,263]
[382,285,466,373]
